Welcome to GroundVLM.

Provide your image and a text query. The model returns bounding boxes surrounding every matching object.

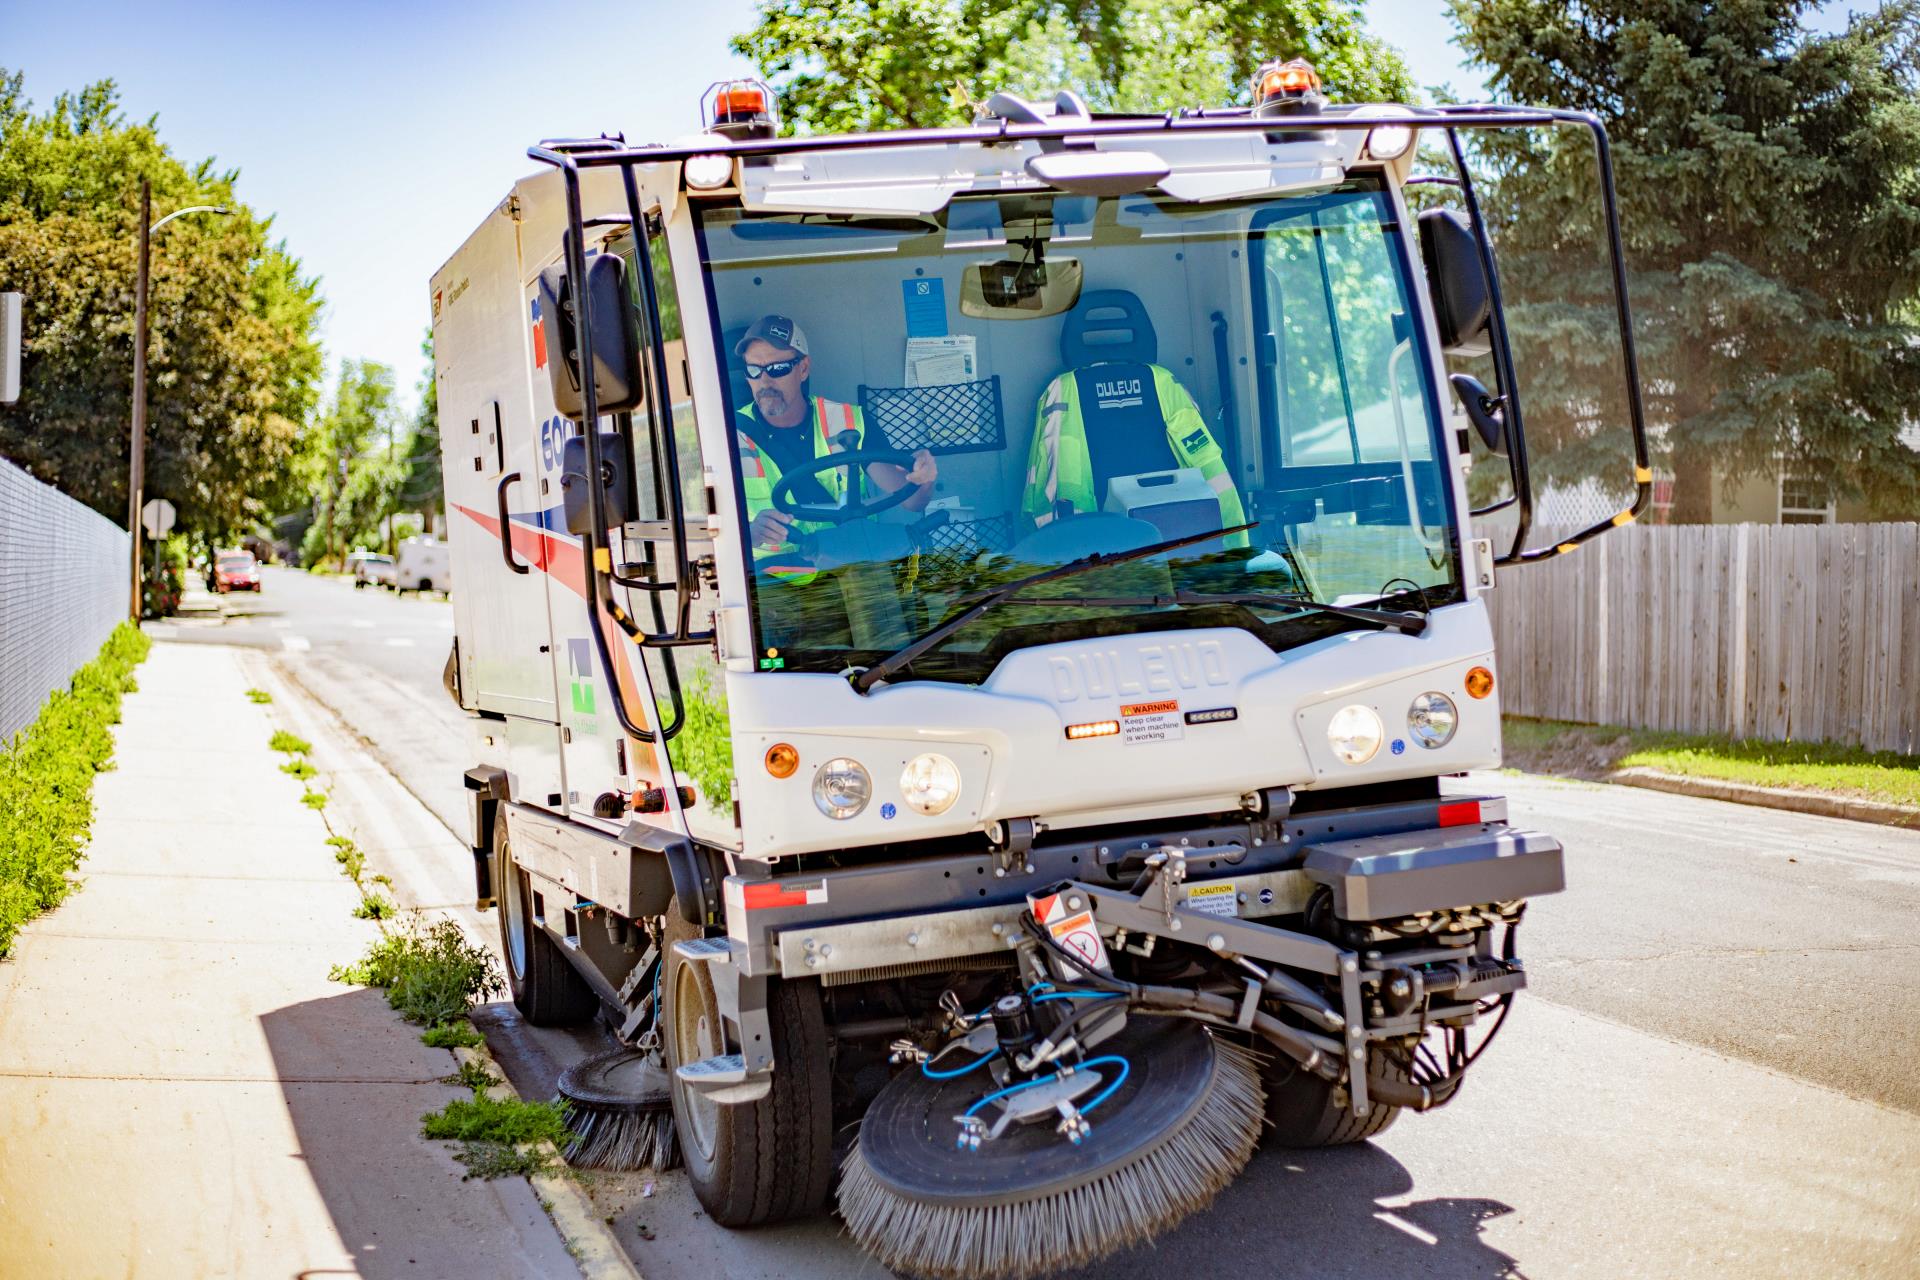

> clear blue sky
[6,0,1851,414]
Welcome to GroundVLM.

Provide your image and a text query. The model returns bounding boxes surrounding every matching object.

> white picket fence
[1483,523,1920,755]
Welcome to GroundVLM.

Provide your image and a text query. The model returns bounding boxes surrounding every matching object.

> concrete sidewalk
[0,641,578,1280]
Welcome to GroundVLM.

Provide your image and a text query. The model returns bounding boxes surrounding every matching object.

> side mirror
[1449,372,1508,457]
[537,253,644,421]
[560,431,636,534]
[1418,209,1492,357]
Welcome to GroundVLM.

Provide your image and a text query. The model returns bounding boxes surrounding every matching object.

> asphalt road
[165,564,1920,1277]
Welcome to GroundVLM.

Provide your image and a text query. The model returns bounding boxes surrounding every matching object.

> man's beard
[755,385,799,423]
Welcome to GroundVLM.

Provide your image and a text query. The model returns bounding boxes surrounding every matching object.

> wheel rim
[500,842,529,982]
[671,960,722,1161]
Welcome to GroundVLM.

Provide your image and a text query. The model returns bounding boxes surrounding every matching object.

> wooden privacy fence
[1482,523,1920,755]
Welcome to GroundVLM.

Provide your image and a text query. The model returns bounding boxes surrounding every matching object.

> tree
[1451,0,1920,521]
[731,0,1415,135]
[394,330,443,524]
[0,71,322,539]
[299,360,403,568]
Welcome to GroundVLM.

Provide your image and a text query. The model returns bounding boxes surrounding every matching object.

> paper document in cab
[905,335,978,387]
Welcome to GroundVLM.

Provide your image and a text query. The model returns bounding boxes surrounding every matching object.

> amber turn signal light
[1464,666,1495,699]
[765,743,799,778]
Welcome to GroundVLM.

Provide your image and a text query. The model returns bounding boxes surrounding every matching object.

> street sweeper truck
[432,63,1650,1278]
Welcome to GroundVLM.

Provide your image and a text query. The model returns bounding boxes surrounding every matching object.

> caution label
[1048,910,1111,970]
[1184,882,1239,918]
[1119,699,1184,745]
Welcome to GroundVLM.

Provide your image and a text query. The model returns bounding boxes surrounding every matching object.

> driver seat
[1020,290,1248,546]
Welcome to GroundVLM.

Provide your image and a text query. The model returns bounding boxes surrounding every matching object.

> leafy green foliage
[442,1059,500,1090]
[421,1088,572,1179]
[0,71,322,540]
[300,790,328,810]
[268,730,311,755]
[0,624,150,957]
[280,757,317,781]
[732,0,1414,134]
[298,360,407,569]
[395,330,444,522]
[245,688,273,704]
[673,665,736,813]
[422,1020,486,1049]
[331,915,503,1026]
[1451,0,1920,519]
[353,893,396,920]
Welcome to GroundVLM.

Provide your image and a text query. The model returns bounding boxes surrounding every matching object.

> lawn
[1501,717,1920,810]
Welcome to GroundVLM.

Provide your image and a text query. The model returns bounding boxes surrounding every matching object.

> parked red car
[209,550,261,593]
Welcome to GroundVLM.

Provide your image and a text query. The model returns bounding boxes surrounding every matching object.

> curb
[1611,766,1920,829]
[252,652,642,1280]
[451,1042,644,1280]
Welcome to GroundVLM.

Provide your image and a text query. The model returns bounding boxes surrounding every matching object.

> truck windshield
[694,174,1458,684]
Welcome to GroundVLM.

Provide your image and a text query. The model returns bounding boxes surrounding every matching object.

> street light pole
[127,179,151,619]
[127,184,230,619]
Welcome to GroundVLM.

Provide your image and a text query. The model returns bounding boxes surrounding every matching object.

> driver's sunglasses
[744,358,802,381]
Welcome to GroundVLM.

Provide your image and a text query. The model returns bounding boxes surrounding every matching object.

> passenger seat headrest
[1060,289,1158,369]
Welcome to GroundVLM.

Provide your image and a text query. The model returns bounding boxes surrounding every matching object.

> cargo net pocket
[918,514,1015,574]
[858,376,1005,456]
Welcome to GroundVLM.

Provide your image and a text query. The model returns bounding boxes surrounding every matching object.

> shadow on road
[260,985,578,1279]
[1063,1139,1526,1280]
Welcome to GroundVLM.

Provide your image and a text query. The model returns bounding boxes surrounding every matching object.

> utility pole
[127,179,151,619]
[126,185,229,618]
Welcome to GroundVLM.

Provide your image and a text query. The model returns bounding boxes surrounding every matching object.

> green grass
[421,1088,572,1180]
[1503,717,1920,809]
[280,757,317,781]
[422,1020,486,1049]
[269,730,311,755]
[245,688,272,705]
[331,915,502,1025]
[300,790,328,810]
[0,624,151,958]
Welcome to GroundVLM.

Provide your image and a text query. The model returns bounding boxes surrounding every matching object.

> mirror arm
[1445,126,1534,565]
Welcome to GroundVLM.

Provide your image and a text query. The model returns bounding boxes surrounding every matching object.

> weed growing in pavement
[422,1020,485,1049]
[245,688,272,704]
[421,1089,572,1180]
[300,790,328,810]
[280,758,317,781]
[442,1059,499,1090]
[352,893,396,920]
[0,624,150,958]
[331,914,501,1025]
[269,730,311,755]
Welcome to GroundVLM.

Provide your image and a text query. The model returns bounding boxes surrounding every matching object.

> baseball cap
[733,314,809,359]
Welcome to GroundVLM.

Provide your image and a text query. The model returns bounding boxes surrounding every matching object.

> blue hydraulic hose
[923,1048,998,1080]
[1076,1055,1131,1115]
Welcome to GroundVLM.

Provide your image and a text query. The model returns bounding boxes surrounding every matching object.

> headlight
[1407,692,1458,748]
[1365,124,1416,161]
[812,757,871,820]
[899,753,961,816]
[683,153,734,189]
[1326,704,1383,765]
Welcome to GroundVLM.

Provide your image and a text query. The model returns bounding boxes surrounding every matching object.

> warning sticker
[1119,699,1184,745]
[1184,882,1239,918]
[1047,910,1111,970]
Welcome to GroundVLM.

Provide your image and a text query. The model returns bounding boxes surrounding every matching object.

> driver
[733,314,937,552]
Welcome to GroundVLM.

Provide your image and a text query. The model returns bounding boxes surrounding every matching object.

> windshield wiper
[991,589,1430,635]
[849,521,1257,693]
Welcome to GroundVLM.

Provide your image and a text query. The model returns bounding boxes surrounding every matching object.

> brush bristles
[561,1101,679,1171]
[838,1040,1264,1280]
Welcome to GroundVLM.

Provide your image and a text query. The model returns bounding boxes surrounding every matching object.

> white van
[393,537,450,594]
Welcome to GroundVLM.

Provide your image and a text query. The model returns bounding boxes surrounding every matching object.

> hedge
[0,623,151,958]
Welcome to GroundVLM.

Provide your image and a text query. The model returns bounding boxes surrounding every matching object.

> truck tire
[1262,1053,1405,1148]
[663,916,833,1226]
[494,815,598,1026]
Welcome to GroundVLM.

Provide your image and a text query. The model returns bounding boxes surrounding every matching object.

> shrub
[331,915,501,1025]
[0,624,151,958]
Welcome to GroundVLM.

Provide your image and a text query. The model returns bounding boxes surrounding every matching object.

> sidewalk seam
[1610,766,1920,828]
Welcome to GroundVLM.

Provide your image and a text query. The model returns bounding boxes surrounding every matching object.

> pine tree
[1451,0,1920,521]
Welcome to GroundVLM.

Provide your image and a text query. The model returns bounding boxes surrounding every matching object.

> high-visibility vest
[738,397,866,580]
[738,397,867,538]
[1021,364,1249,549]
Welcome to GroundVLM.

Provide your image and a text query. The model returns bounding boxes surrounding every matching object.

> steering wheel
[769,446,921,525]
